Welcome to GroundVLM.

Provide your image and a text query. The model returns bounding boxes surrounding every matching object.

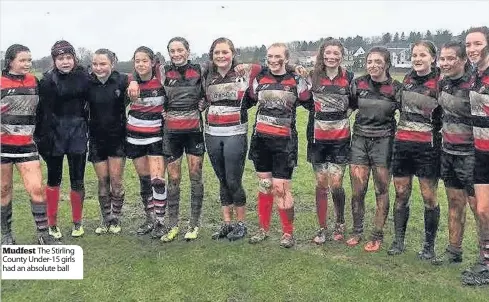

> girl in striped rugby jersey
[388,41,442,259]
[1,44,56,245]
[462,26,489,286]
[432,41,478,267]
[306,38,355,244]
[125,46,167,238]
[346,47,403,252]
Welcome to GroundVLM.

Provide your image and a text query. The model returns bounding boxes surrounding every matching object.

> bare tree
[77,47,93,67]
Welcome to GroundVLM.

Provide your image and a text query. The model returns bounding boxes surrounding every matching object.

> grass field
[2,76,489,301]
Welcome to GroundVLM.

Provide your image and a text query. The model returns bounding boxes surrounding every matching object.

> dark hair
[441,41,467,60]
[466,26,489,64]
[3,44,30,72]
[205,37,239,86]
[50,40,78,70]
[441,41,471,72]
[208,37,239,70]
[132,46,154,61]
[466,26,489,44]
[167,37,190,51]
[132,46,156,77]
[312,37,345,89]
[366,46,392,77]
[94,48,118,64]
[411,40,437,70]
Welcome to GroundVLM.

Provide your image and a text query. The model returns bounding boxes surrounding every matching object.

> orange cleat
[364,240,382,252]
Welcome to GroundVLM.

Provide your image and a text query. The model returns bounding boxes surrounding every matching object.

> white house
[342,47,355,68]
[290,51,317,67]
[353,47,366,57]
[387,47,411,68]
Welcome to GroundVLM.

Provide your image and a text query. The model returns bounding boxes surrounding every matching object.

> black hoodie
[87,70,129,143]
[34,65,89,156]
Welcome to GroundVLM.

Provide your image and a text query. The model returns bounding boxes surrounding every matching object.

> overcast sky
[1,0,488,60]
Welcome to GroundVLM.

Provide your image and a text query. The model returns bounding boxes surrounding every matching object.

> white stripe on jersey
[127,115,162,127]
[205,123,248,136]
[207,105,241,115]
[133,96,165,107]
[126,136,162,145]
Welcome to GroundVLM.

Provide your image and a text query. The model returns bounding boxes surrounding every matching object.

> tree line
[0,28,470,74]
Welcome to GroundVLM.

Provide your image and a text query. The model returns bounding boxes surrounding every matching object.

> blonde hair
[268,43,290,59]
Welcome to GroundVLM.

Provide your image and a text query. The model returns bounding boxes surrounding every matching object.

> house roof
[353,47,365,56]
[387,47,410,54]
[292,51,317,57]
[290,51,318,61]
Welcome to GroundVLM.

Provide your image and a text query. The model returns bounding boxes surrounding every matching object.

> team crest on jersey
[283,86,290,91]
[115,89,121,97]
[152,90,158,97]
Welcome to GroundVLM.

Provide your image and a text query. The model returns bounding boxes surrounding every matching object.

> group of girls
[1,26,487,286]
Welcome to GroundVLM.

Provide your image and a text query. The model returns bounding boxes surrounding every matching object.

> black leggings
[44,154,87,191]
[205,133,247,206]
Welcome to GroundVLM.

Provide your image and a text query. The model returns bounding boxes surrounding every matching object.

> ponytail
[3,44,30,73]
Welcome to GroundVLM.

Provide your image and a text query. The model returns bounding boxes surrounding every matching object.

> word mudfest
[2,245,81,279]
[1,27,489,287]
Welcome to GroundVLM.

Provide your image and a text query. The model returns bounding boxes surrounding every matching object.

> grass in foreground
[2,107,488,302]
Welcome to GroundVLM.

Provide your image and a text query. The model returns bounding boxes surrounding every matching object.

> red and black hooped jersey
[470,67,489,152]
[308,68,354,143]
[252,69,311,138]
[1,72,39,155]
[352,74,403,138]
[396,69,441,144]
[438,70,476,155]
[204,64,262,136]
[162,63,204,133]
[126,74,164,145]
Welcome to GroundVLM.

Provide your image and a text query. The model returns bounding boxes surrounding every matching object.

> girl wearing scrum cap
[34,40,89,240]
